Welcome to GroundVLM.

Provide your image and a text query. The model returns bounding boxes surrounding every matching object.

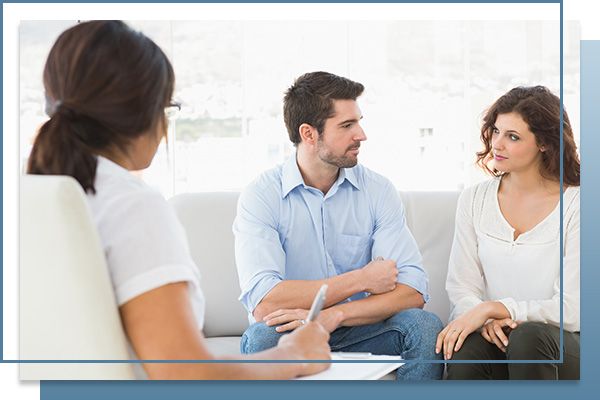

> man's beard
[317,141,360,169]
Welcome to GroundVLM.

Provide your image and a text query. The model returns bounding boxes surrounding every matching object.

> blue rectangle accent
[38,35,600,400]
[38,379,591,400]
[35,35,600,400]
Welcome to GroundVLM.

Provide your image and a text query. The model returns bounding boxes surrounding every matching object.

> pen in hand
[307,284,328,322]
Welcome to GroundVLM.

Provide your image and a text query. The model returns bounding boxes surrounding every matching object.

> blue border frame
[1,0,4,363]
[559,0,564,362]
[0,0,562,3]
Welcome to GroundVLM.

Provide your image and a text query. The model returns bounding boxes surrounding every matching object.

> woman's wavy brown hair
[476,86,580,186]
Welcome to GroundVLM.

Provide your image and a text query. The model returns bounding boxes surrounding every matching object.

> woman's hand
[277,321,332,376]
[264,307,343,333]
[435,305,490,360]
[480,318,518,352]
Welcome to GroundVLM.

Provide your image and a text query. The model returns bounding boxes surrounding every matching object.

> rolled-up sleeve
[233,181,286,313]
[371,180,429,302]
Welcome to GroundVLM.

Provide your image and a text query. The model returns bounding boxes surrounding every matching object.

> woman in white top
[27,20,335,380]
[436,86,580,379]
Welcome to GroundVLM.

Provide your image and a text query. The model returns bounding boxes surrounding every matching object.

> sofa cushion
[399,191,459,324]
[170,192,249,337]
[205,336,243,355]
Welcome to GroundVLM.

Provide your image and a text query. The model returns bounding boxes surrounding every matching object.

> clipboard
[295,352,404,380]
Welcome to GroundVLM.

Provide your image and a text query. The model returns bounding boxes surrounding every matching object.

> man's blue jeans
[240,308,444,380]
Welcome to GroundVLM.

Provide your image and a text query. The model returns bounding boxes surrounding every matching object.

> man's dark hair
[283,71,364,145]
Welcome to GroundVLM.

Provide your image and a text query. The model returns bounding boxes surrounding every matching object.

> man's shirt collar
[281,152,361,199]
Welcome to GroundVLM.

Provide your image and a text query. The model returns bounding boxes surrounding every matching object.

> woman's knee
[507,322,559,360]
[446,334,507,379]
[451,332,490,360]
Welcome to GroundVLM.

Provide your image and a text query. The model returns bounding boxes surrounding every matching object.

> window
[20,20,580,195]
[419,128,434,138]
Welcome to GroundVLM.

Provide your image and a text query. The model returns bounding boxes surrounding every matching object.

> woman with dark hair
[27,20,332,380]
[435,86,580,379]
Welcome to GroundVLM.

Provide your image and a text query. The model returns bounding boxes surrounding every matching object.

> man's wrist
[323,306,346,329]
[347,268,367,293]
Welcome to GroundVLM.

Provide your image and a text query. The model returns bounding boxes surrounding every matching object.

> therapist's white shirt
[446,177,580,332]
[86,156,206,377]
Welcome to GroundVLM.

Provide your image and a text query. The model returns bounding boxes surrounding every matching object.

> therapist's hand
[278,321,331,376]
[480,318,518,352]
[264,307,343,333]
[360,258,398,294]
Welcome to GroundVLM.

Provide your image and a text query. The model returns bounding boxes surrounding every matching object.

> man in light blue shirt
[233,72,443,380]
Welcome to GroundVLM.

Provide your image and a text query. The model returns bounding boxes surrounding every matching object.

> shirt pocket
[331,233,372,273]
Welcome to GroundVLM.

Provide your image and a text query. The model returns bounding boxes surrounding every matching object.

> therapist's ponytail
[27,20,175,194]
[28,102,114,194]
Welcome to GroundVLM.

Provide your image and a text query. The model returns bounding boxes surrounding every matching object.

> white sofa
[169,190,460,355]
[20,175,459,379]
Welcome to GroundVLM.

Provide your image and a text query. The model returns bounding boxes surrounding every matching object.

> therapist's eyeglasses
[165,102,181,119]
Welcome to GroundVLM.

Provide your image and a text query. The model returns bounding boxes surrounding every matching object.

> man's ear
[299,123,318,145]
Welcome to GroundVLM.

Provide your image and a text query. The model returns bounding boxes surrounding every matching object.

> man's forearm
[332,284,425,327]
[253,269,366,321]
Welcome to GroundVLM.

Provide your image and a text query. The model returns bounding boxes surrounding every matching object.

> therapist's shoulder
[98,165,173,216]
[88,178,183,251]
[92,157,166,204]
[110,182,174,223]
